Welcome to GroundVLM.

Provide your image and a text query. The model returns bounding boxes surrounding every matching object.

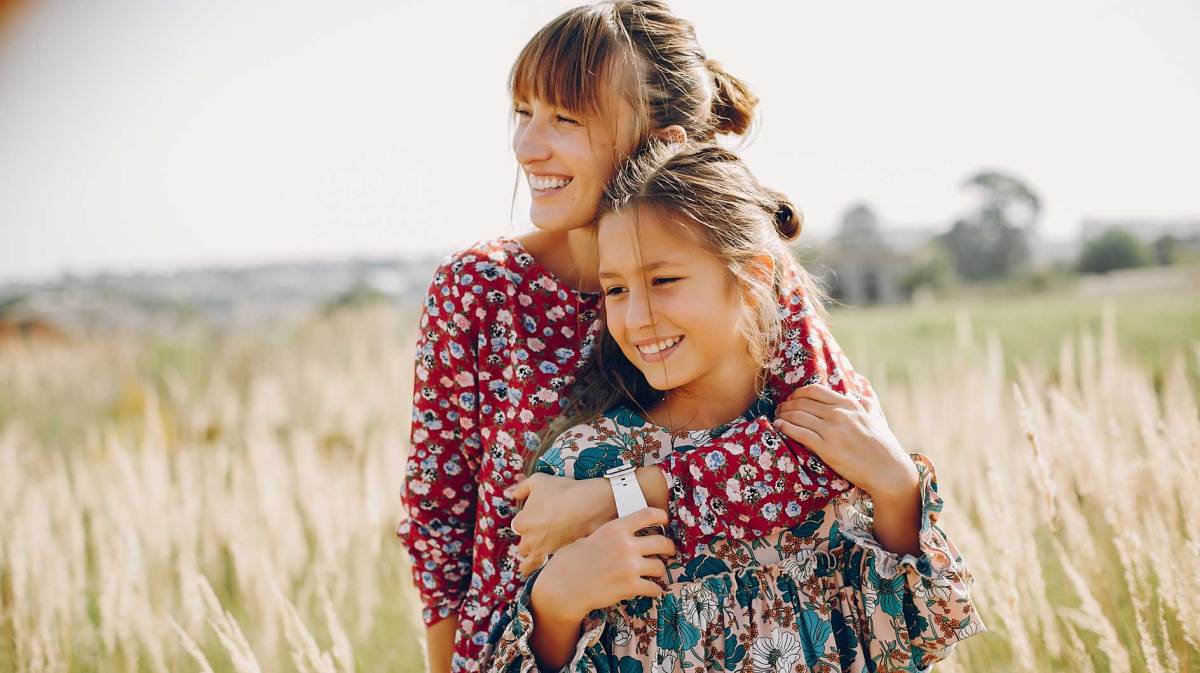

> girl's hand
[531,507,675,622]
[772,384,918,499]
[507,473,616,576]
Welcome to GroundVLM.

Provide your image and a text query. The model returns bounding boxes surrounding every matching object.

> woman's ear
[652,125,687,144]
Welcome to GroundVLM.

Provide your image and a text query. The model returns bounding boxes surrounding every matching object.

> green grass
[826,289,1200,385]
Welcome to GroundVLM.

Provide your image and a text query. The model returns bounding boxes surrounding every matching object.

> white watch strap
[605,464,648,518]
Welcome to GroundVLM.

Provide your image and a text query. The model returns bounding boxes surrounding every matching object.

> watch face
[635,524,666,538]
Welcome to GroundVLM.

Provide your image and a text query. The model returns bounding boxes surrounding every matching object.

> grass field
[1,287,1197,672]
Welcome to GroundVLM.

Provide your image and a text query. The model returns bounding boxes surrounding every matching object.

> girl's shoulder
[535,406,675,478]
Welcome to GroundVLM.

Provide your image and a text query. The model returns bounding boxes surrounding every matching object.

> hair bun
[705,59,758,136]
[773,201,802,240]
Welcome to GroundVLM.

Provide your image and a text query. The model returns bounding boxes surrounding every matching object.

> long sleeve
[479,567,611,673]
[396,262,483,627]
[834,452,985,668]
[658,284,876,557]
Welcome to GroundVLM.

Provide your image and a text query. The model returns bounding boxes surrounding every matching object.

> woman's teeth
[637,336,682,355]
[529,175,572,190]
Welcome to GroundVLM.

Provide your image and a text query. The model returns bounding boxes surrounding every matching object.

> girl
[481,142,984,673]
[399,3,876,672]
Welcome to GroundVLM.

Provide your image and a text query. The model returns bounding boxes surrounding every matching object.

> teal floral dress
[480,405,985,673]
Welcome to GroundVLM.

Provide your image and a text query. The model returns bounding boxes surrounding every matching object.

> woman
[398,3,875,672]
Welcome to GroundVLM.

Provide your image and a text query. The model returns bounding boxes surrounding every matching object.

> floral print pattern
[398,238,880,672]
[481,407,985,673]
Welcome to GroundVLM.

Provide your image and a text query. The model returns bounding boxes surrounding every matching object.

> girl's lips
[637,336,684,363]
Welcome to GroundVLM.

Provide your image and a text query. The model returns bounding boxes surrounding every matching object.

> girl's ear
[745,254,775,285]
[651,125,687,144]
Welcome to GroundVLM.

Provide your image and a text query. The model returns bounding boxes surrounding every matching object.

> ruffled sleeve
[480,568,611,673]
[833,452,986,667]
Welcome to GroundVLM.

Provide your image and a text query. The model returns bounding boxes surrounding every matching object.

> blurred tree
[901,242,955,297]
[1151,234,1181,265]
[938,170,1040,281]
[1078,228,1150,274]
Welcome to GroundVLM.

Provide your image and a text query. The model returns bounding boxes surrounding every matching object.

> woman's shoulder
[430,236,534,287]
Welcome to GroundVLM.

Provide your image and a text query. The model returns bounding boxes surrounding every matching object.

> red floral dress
[397,237,874,672]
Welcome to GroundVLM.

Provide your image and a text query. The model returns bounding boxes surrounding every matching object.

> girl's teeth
[529,175,572,190]
[638,336,681,354]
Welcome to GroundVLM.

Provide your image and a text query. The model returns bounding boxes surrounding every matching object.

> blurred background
[1,1,1198,672]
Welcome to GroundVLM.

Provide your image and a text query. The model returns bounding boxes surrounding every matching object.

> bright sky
[2,0,1198,283]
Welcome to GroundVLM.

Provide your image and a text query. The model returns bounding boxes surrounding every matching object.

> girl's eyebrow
[598,259,681,279]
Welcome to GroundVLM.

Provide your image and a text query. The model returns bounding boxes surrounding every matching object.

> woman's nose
[513,118,551,166]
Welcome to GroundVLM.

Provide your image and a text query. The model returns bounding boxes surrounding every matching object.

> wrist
[531,556,590,623]
[868,457,920,502]
[582,477,618,535]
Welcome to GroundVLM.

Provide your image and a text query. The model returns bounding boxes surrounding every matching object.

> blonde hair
[509,0,758,147]
[527,141,823,472]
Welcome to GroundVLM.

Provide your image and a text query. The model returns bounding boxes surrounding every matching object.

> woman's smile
[527,172,574,198]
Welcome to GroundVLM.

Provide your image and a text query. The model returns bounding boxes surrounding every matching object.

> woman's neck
[516,227,600,294]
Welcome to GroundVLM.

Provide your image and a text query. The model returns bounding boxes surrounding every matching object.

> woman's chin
[529,208,591,234]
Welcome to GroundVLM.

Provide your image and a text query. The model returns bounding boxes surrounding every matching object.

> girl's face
[597,206,755,395]
[512,93,637,233]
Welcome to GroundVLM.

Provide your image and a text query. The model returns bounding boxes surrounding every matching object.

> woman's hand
[531,507,675,622]
[772,384,917,499]
[506,473,617,576]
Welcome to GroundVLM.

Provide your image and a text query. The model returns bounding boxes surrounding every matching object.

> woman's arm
[396,262,482,629]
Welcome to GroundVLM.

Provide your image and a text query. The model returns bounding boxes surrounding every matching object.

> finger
[636,534,677,558]
[505,477,532,501]
[775,409,826,433]
[776,398,834,419]
[773,418,825,451]
[622,507,668,532]
[793,383,851,407]
[632,578,665,598]
[637,557,668,579]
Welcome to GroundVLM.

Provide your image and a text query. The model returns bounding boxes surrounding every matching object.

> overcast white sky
[2,0,1198,283]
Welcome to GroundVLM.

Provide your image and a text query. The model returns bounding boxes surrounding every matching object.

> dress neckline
[611,393,777,444]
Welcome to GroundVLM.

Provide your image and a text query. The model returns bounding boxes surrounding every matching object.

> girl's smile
[633,335,684,363]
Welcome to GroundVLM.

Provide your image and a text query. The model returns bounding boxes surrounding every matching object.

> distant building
[815,204,936,306]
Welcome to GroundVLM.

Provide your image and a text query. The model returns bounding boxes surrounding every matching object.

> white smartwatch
[603,463,648,518]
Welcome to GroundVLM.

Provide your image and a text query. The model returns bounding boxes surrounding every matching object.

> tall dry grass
[0,303,1197,672]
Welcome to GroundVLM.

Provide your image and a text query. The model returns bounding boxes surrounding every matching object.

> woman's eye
[513,106,531,117]
[556,114,581,126]
[604,286,626,297]
[652,277,680,286]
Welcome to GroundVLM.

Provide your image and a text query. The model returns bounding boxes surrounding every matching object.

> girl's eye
[513,105,531,117]
[604,286,626,297]
[556,114,581,126]
[652,277,680,286]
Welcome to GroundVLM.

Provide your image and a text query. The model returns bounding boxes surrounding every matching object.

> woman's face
[597,206,754,395]
[512,93,637,233]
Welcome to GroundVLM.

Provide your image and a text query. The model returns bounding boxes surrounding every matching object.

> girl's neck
[516,227,600,294]
[645,356,764,432]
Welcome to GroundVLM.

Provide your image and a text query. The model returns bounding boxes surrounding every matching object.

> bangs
[508,7,631,117]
